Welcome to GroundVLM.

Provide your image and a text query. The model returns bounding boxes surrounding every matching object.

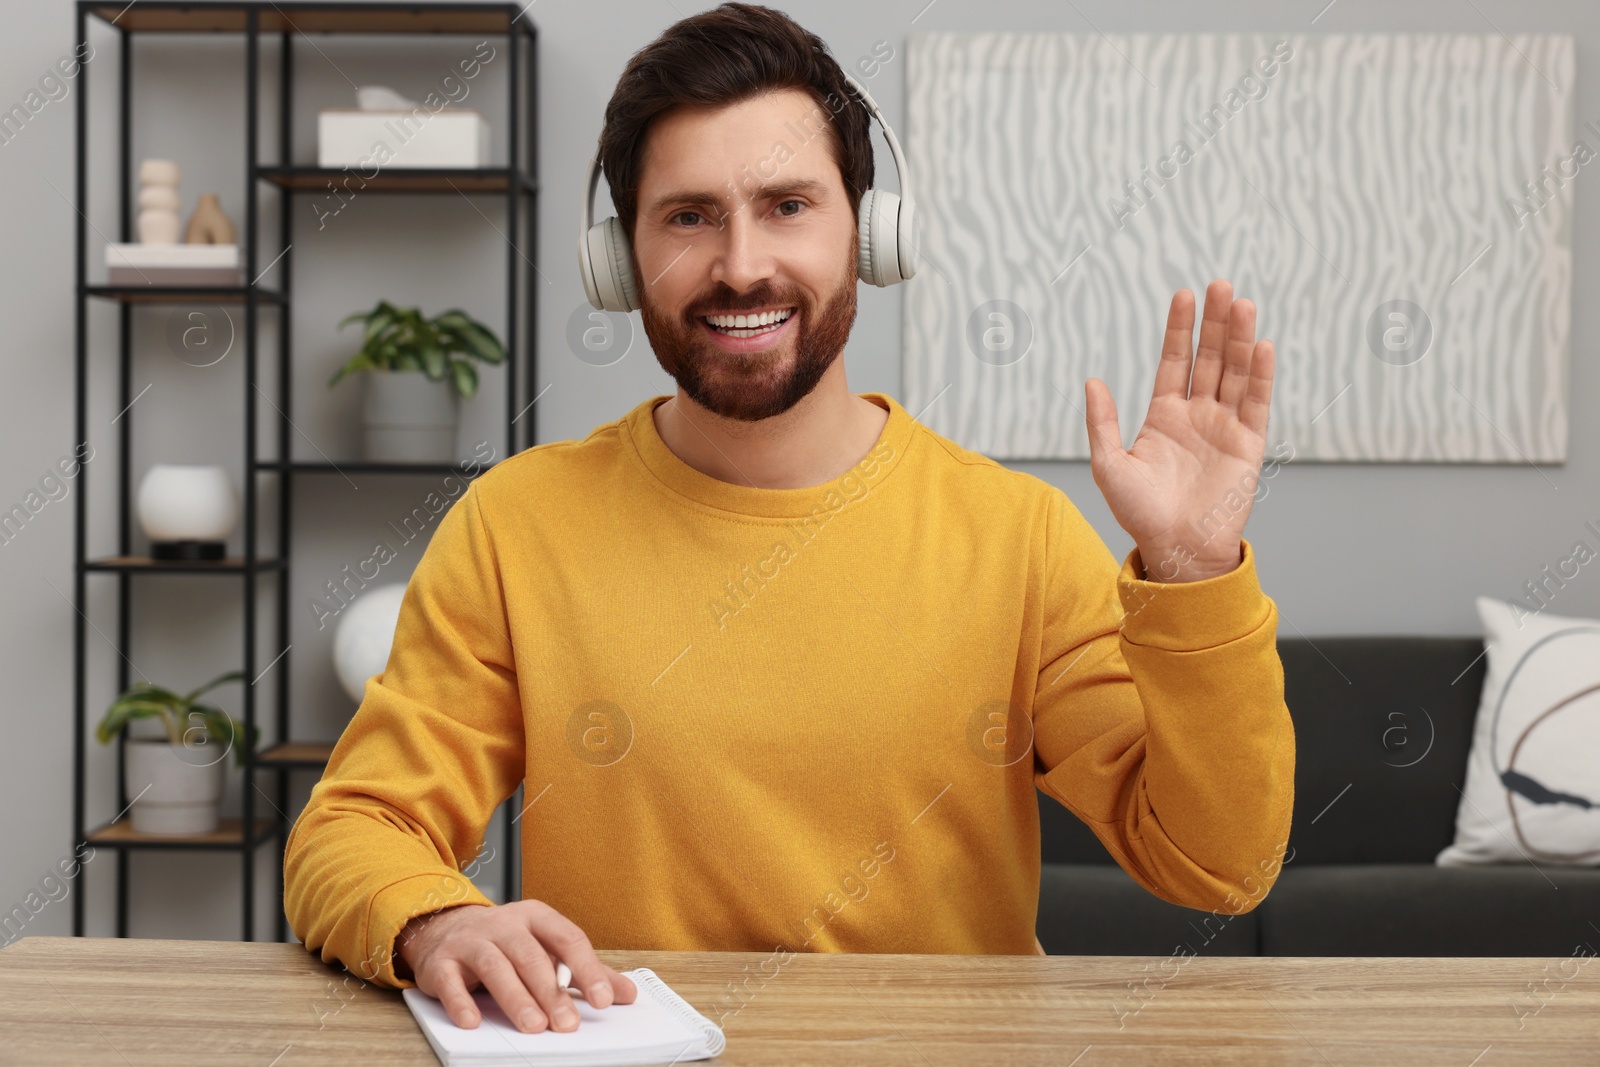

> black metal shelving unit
[71,1,538,942]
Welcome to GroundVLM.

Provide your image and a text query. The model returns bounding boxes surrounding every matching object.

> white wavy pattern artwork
[902,33,1574,462]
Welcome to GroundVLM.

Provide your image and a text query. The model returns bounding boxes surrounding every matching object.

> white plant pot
[124,739,225,835]
[363,370,459,463]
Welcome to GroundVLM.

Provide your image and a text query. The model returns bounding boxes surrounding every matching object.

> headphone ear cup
[583,217,639,312]
[580,224,604,310]
[856,188,880,285]
[858,188,910,287]
[896,197,918,282]
[603,216,639,312]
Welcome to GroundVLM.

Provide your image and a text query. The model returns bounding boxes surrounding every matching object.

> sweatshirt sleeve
[283,480,524,987]
[1030,488,1295,914]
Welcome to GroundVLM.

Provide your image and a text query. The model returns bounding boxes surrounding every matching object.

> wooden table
[1,936,1594,1064]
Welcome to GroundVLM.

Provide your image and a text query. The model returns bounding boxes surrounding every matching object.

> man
[284,2,1294,1038]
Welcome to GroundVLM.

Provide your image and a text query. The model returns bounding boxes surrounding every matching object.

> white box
[105,243,244,286]
[318,108,490,169]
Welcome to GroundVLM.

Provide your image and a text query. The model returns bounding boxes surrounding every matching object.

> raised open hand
[1084,279,1275,583]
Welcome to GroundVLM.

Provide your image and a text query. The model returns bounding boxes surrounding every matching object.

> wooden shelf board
[88,3,522,35]
[257,166,531,193]
[257,742,336,767]
[85,555,282,572]
[258,460,499,474]
[85,285,285,305]
[86,816,276,849]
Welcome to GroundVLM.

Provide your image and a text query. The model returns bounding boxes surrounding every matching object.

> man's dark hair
[597,2,874,242]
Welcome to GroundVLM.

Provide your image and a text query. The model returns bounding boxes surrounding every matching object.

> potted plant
[329,300,506,463]
[95,669,257,835]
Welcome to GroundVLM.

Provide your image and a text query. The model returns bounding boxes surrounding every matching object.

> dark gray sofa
[1036,637,1600,956]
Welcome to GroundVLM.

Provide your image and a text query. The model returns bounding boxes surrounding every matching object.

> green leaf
[182,669,246,705]
[107,697,175,717]
[419,334,448,380]
[362,300,403,345]
[374,339,404,371]
[434,310,505,365]
[448,359,478,399]
[329,351,377,388]
[96,700,172,745]
[124,681,185,707]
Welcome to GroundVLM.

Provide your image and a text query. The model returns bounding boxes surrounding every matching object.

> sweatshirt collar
[620,392,914,520]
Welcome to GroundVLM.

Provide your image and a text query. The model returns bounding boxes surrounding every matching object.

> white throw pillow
[1437,597,1600,867]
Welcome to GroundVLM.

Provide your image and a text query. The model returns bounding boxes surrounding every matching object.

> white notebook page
[402,968,716,1062]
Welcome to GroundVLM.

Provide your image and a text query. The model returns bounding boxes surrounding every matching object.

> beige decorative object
[112,159,243,285]
[184,193,236,245]
[138,184,179,214]
[137,158,182,244]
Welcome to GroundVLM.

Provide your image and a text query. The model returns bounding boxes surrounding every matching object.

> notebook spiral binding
[629,968,728,1058]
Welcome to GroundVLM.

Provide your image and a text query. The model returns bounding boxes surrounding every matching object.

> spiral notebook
[402,968,726,1067]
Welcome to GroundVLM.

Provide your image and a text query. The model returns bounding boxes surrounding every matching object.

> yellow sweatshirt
[284,392,1295,987]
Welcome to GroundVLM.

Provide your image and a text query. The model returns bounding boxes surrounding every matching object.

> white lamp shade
[136,464,238,542]
[333,583,408,704]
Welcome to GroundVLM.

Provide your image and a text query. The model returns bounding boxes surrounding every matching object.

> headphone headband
[579,153,606,308]
[582,154,600,242]
[838,70,913,207]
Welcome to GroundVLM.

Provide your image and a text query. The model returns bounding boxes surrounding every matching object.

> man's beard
[638,237,859,422]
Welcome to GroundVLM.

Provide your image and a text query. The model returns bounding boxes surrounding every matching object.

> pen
[554,961,583,1000]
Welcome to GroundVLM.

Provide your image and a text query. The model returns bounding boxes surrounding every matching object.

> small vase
[124,739,225,835]
[184,192,237,245]
[136,464,238,560]
[363,371,459,463]
[137,158,182,245]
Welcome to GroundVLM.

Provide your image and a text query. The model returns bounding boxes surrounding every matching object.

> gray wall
[2,0,1596,943]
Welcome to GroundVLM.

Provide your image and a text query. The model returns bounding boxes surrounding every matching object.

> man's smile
[700,306,795,334]
[698,307,799,351]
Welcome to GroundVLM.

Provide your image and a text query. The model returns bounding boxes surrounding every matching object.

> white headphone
[579,70,917,313]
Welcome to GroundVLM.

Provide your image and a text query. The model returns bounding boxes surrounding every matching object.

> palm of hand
[1085,280,1276,580]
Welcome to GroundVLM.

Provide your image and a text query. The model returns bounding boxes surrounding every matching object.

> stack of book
[105,243,243,287]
